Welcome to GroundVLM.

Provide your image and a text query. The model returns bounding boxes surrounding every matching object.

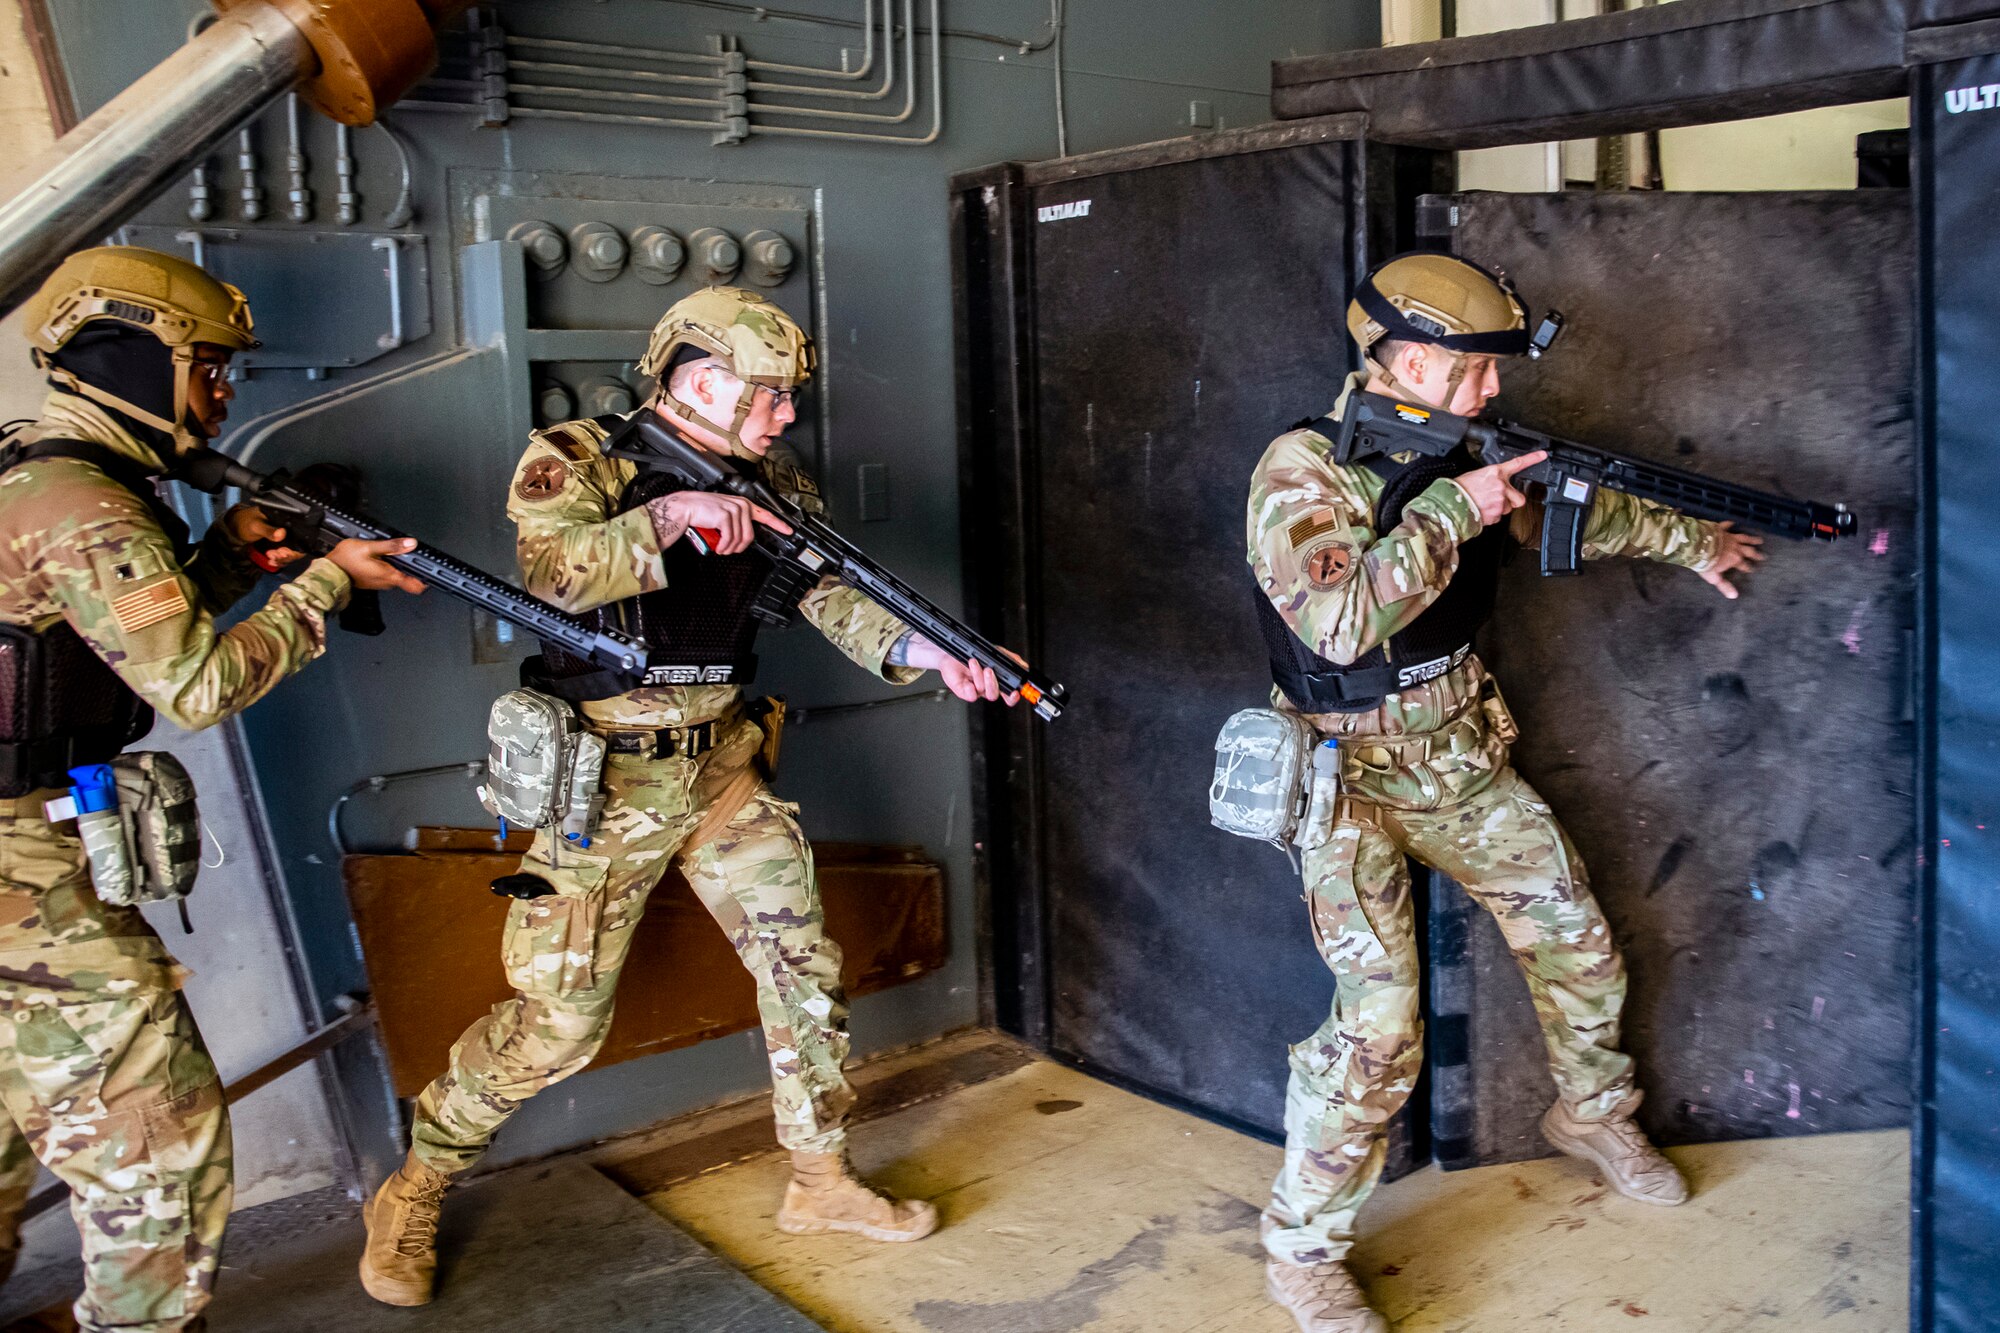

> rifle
[177,450,648,675]
[1333,391,1856,576]
[601,413,1068,722]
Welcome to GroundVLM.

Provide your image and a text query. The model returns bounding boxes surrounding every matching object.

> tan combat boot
[1266,1258,1390,1333]
[359,1152,452,1305]
[775,1150,938,1242]
[1541,1096,1689,1206]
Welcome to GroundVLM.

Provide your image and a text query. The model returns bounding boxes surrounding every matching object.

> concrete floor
[0,1160,818,1333]
[635,1038,1908,1333]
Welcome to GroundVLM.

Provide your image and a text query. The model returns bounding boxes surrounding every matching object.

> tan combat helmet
[1348,252,1531,403]
[639,285,815,460]
[20,246,257,452]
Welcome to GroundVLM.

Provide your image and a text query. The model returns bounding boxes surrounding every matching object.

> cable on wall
[1051,0,1068,156]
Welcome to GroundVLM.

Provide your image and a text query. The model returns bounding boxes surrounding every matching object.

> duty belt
[1341,714,1485,775]
[597,717,725,761]
[1296,644,1474,705]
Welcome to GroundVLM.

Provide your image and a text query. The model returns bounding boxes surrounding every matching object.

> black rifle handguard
[178,449,649,675]
[1335,391,1855,576]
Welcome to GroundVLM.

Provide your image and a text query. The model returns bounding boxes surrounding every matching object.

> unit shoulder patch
[515,456,572,502]
[759,447,824,514]
[1302,540,1356,591]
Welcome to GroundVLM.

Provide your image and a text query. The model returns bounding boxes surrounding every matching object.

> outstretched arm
[38,489,351,732]
[1577,490,1764,599]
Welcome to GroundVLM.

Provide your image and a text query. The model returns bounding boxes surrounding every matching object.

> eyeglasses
[756,385,799,409]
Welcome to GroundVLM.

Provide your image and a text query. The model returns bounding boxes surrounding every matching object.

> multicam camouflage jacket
[0,390,351,734]
[0,390,351,971]
[1248,374,1720,739]
[508,413,920,728]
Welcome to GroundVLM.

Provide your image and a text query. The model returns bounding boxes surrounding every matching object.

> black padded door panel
[1026,142,1362,1135]
[1424,191,1915,1165]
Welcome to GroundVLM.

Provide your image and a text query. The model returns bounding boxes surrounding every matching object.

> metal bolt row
[506,220,795,287]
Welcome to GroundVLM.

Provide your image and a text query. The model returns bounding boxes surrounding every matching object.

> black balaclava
[46,324,181,467]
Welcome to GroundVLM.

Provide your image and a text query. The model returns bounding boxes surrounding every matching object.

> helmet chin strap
[1374,344,1470,412]
[658,377,767,462]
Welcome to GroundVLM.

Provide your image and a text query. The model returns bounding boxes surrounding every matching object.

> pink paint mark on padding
[1842,602,1867,655]
[1786,1082,1803,1120]
[1744,1070,1756,1086]
[1812,996,1827,1021]
[1869,529,1891,557]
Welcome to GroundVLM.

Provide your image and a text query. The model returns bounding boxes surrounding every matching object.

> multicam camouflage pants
[1263,760,1634,1266]
[412,717,854,1174]
[0,795,231,1333]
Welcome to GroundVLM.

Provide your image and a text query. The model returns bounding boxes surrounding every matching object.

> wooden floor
[614,1034,1908,1333]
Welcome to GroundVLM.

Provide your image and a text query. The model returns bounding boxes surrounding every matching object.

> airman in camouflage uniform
[362,288,1019,1307]
[0,248,421,1333]
[1250,255,1766,1333]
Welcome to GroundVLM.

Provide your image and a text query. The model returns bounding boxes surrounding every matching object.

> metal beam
[0,4,314,317]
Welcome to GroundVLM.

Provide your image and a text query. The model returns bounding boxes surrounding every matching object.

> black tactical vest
[523,436,778,703]
[0,438,173,795]
[1257,433,1506,714]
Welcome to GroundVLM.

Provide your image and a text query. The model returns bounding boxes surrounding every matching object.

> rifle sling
[682,763,761,859]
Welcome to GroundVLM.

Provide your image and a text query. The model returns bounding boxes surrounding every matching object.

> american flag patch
[110,577,189,634]
[1288,509,1339,550]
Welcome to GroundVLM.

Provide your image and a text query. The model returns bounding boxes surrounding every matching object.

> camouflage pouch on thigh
[476,688,606,843]
[106,752,199,906]
[1210,708,1341,864]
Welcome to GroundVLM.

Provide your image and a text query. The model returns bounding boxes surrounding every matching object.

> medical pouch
[1209,708,1319,849]
[83,751,198,907]
[478,688,604,837]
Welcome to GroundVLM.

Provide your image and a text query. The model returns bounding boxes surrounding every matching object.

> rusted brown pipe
[214,0,446,126]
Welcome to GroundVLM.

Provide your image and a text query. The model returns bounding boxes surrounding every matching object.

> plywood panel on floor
[348,837,946,1095]
[643,1060,1906,1332]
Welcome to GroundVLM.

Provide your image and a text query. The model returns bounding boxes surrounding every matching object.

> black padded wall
[1426,192,1916,1166]
[1914,51,2000,1333]
[955,128,1432,1141]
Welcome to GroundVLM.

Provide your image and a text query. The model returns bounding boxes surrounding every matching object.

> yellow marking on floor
[642,1058,1906,1332]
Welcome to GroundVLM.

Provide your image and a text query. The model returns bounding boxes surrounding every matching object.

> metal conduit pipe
[506,33,726,66]
[750,0,939,144]
[743,0,880,81]
[496,4,898,104]
[0,0,474,319]
[506,5,889,89]
[508,105,720,132]
[0,5,310,314]
[743,0,902,103]
[506,57,725,87]
[516,82,722,112]
[744,0,915,124]
[405,0,943,145]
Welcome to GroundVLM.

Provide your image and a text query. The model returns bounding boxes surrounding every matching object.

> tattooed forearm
[645,495,688,551]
